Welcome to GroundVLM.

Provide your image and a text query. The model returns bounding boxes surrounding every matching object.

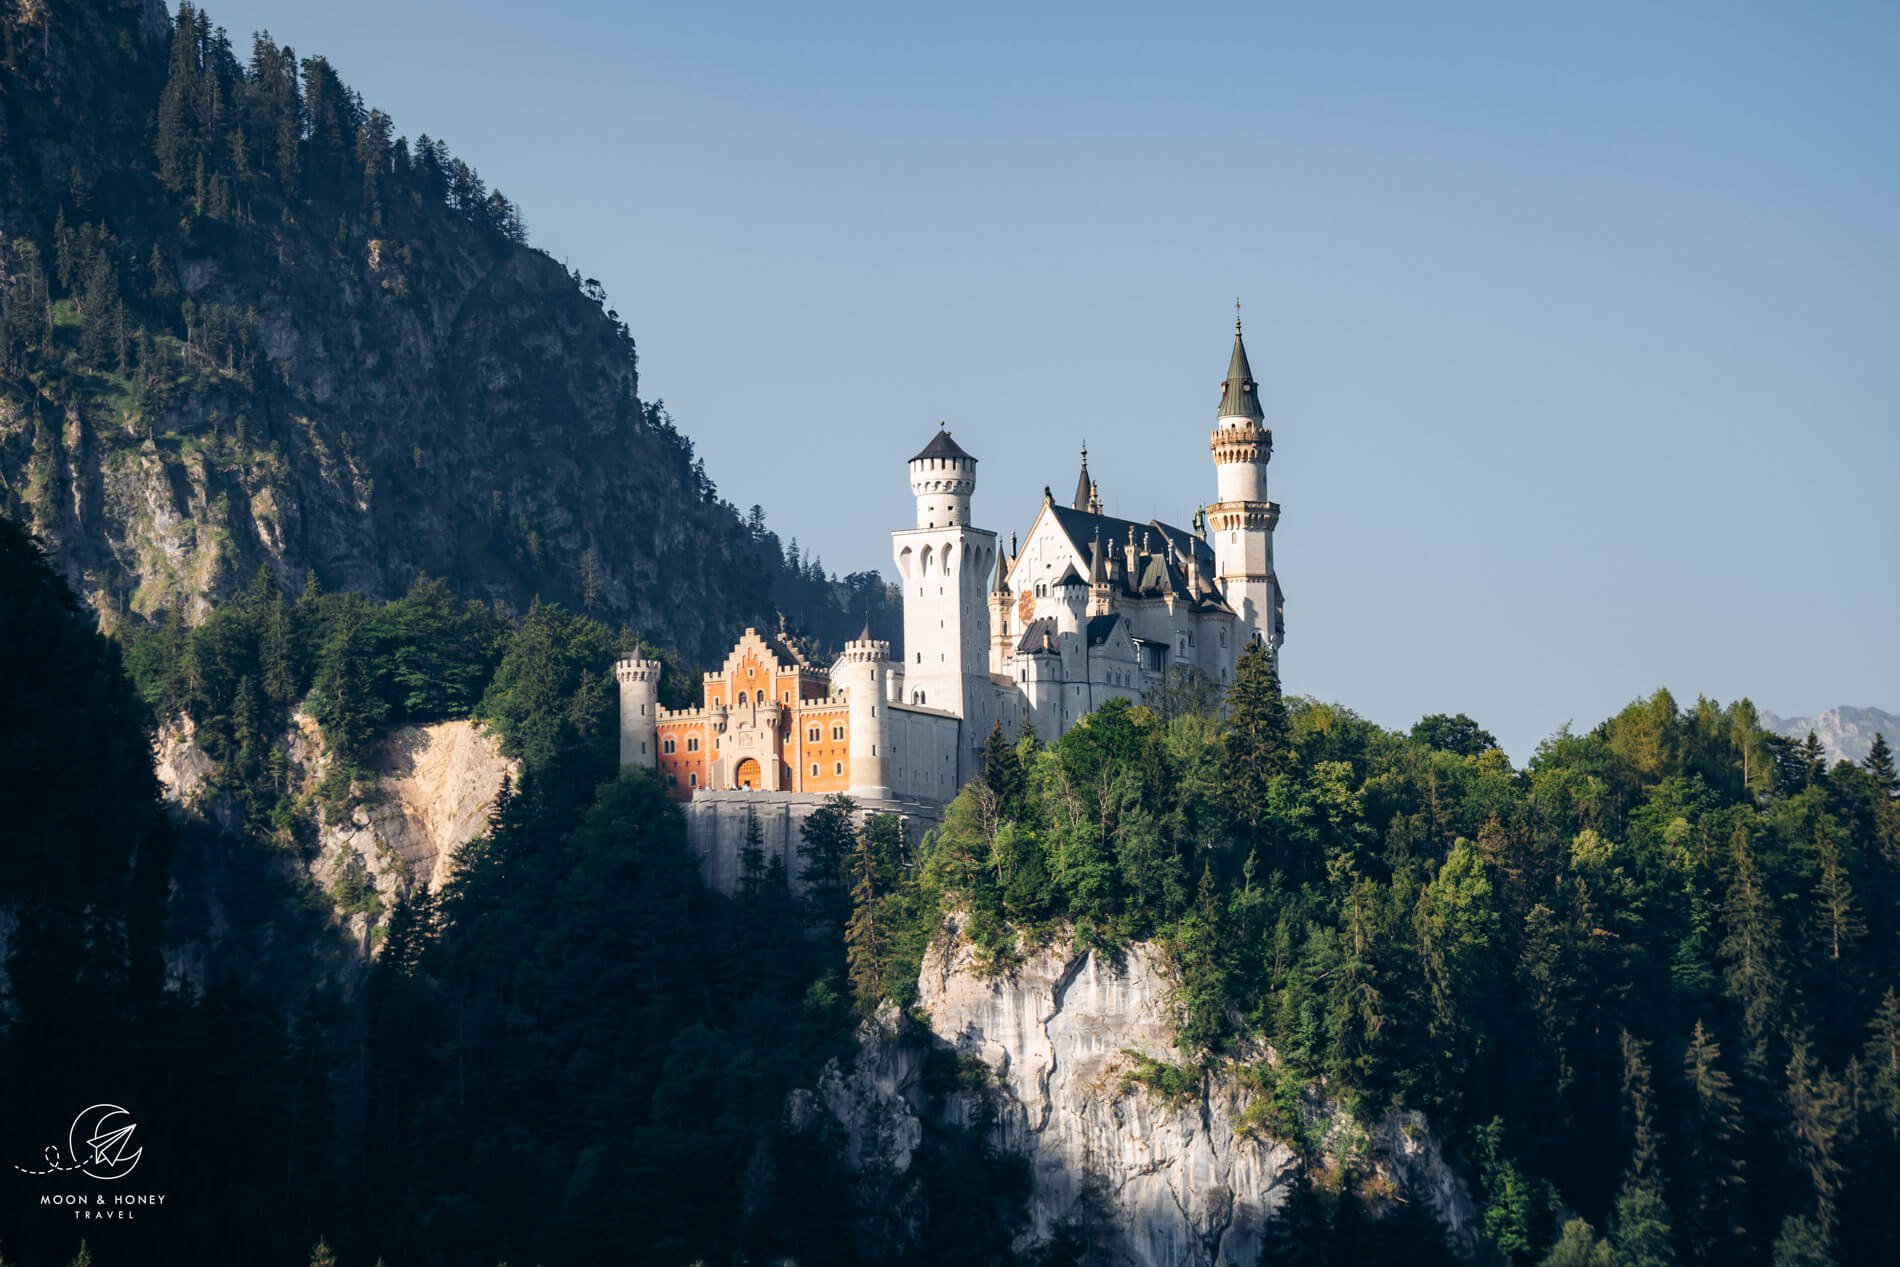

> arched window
[755,689,766,704]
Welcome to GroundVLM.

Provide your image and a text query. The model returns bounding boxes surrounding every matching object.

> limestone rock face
[804,926,1478,1266]
[153,712,515,947]
[313,718,516,895]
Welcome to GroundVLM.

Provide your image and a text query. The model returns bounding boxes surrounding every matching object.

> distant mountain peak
[1759,705,1899,765]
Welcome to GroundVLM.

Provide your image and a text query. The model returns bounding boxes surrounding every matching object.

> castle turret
[989,545,1015,676]
[616,656,663,767]
[837,625,894,800]
[1207,313,1284,650]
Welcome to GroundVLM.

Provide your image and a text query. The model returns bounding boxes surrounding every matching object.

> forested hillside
[7,516,1900,1265]
[0,0,896,659]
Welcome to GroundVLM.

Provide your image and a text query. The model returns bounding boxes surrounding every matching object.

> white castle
[616,319,1285,809]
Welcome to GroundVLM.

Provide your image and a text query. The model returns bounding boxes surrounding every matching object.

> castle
[616,319,1285,810]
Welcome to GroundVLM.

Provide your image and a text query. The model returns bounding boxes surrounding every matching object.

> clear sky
[201,0,1899,760]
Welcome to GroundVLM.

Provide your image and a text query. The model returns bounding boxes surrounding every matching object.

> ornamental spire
[1217,308,1265,423]
[1072,443,1092,511]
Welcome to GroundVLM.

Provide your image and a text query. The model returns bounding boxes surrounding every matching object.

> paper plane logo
[14,1104,143,1181]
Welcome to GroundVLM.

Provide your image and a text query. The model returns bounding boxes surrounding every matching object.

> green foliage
[1118,1053,1202,1107]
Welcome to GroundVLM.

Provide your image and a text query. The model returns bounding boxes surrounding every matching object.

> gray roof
[912,427,974,463]
[1072,452,1092,510]
[1086,613,1125,647]
[1016,616,1059,654]
[1217,327,1265,422]
[1046,504,1215,571]
[1052,563,1087,588]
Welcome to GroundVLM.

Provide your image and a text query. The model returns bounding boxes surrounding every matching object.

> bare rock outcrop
[154,712,515,947]
[800,925,1477,1265]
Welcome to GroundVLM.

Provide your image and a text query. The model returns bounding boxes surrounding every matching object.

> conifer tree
[1785,1041,1849,1243]
[1611,1032,1676,1267]
[738,808,767,900]
[1770,1216,1836,1267]
[1720,822,1785,1059]
[1540,1219,1614,1267]
[797,794,857,931]
[1679,1021,1747,1264]
[1859,989,1900,1136]
[981,720,1026,820]
[1811,819,1863,965]
[1223,640,1289,844]
[1863,733,1898,798]
[844,827,891,1016]
[1801,732,1828,786]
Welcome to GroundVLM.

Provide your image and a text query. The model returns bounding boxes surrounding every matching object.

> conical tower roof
[1217,321,1265,422]
[1072,445,1092,510]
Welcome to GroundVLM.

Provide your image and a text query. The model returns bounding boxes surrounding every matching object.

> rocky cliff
[796,923,1477,1266]
[155,709,514,946]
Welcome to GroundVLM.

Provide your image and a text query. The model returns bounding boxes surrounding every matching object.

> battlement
[1209,423,1271,467]
[616,656,663,684]
[838,638,892,664]
[1206,501,1280,532]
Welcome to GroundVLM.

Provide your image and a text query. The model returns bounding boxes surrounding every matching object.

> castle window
[832,725,844,740]
[686,737,699,752]
[811,763,820,777]
[689,773,698,787]
[835,762,843,775]
[916,652,922,664]
[808,727,820,742]
[663,738,676,754]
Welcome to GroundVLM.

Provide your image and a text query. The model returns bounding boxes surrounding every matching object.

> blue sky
[203,0,1900,760]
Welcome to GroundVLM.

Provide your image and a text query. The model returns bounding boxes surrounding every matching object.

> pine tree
[1719,821,1784,1059]
[844,827,890,1016]
[1540,1219,1614,1267]
[1801,732,1828,786]
[738,808,767,900]
[1784,1041,1849,1242]
[981,720,1026,820]
[1863,733,1898,798]
[1810,819,1863,964]
[1222,640,1290,845]
[1770,1216,1837,1267]
[797,794,857,931]
[1679,1020,1747,1264]
[1611,1032,1676,1267]
[1860,989,1900,1137]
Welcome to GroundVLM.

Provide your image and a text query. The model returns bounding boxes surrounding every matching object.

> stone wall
[682,790,942,894]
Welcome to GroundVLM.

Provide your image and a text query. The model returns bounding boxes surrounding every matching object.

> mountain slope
[0,0,894,661]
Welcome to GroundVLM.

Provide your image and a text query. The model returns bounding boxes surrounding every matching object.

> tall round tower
[616,656,663,768]
[892,425,998,784]
[1207,314,1285,651]
[837,622,893,800]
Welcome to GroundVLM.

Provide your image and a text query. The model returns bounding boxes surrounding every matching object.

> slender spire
[1090,529,1107,585]
[993,545,1010,594]
[1072,443,1092,511]
[1217,310,1265,423]
[858,613,874,642]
